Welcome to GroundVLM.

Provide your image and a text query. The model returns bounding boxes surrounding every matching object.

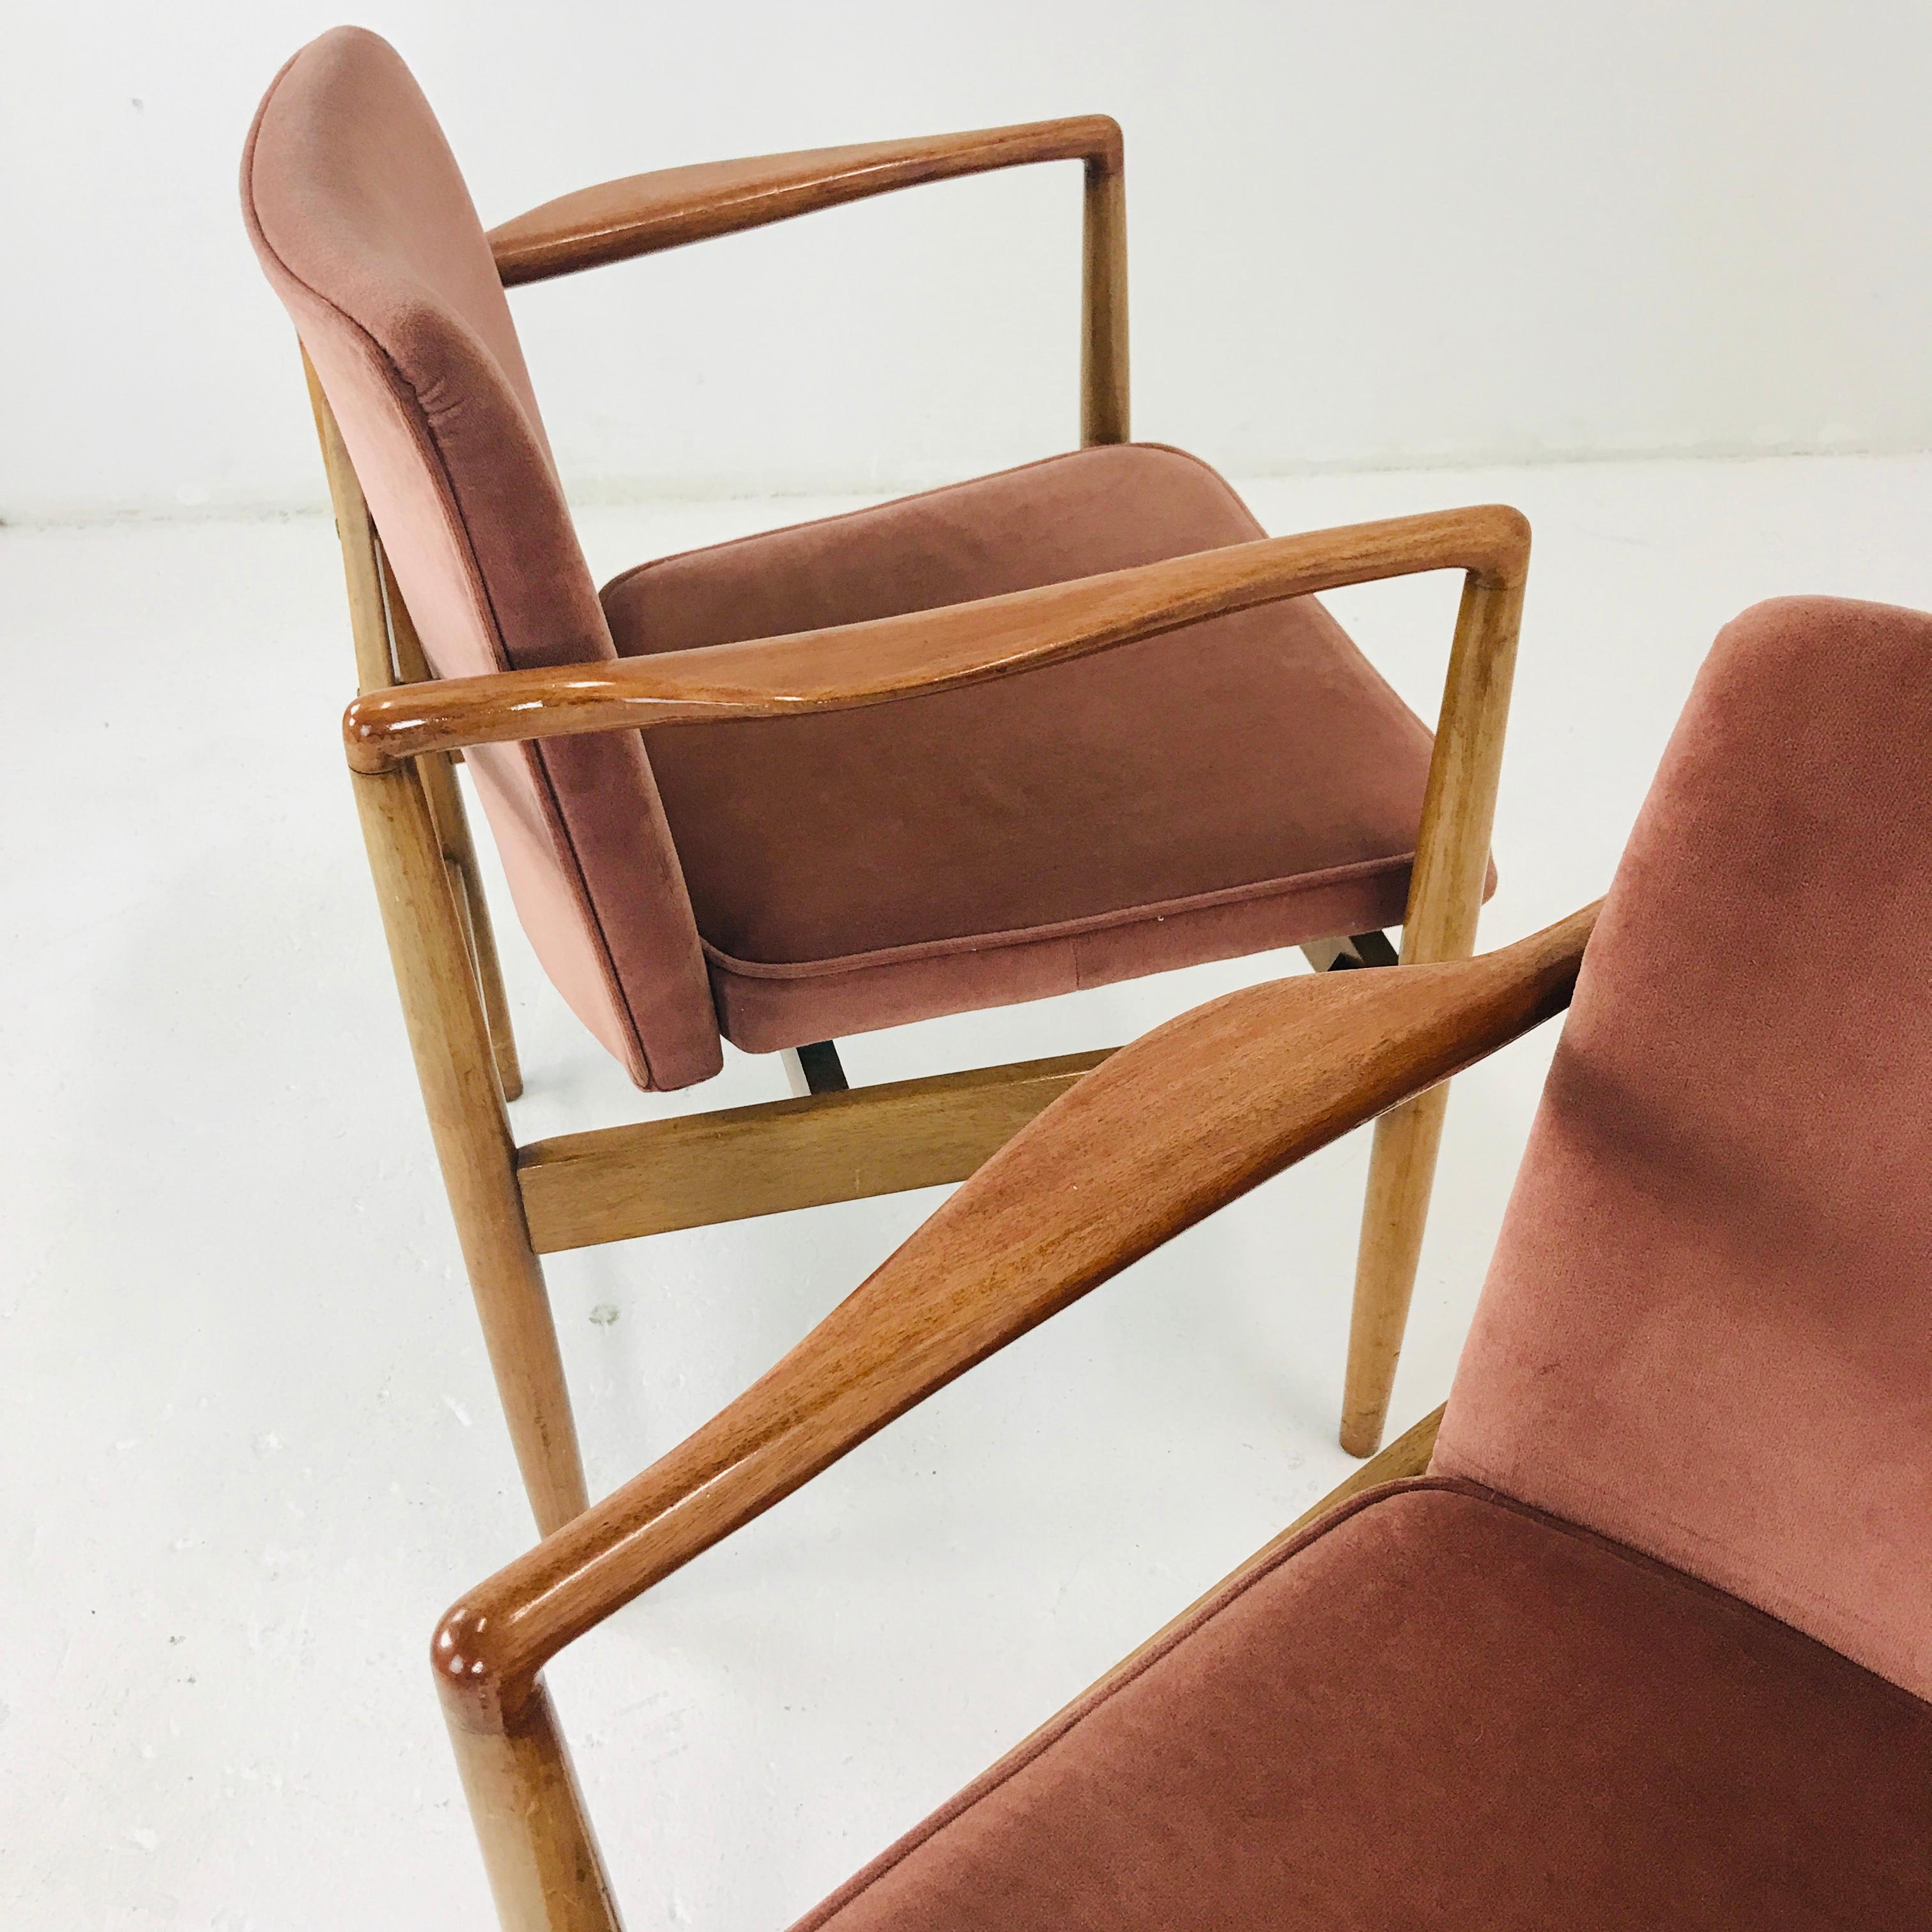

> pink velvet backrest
[1438,596,1932,1699]
[243,27,720,1091]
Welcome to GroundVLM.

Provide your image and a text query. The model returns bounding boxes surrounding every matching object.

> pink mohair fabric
[602,442,1451,1051]
[793,1482,1932,1929]
[243,27,719,1089]
[245,31,1477,1082]
[1438,595,1932,1701]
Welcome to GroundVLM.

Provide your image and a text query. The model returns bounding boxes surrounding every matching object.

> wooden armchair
[243,28,1523,1536]
[434,595,1932,1929]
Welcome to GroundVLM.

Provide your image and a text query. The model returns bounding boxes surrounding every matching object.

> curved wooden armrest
[435,900,1599,1730]
[488,118,1123,287]
[344,504,1528,773]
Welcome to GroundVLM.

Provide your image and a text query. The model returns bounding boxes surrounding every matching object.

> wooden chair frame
[429,903,1599,1931]
[305,118,1526,1538]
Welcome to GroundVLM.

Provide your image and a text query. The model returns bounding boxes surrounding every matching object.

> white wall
[4,2,1930,521]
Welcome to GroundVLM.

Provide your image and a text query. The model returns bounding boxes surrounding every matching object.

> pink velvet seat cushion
[795,1482,1932,1931]
[602,445,1452,1052]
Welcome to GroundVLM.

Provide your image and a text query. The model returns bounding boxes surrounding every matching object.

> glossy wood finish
[333,483,1522,1480]
[434,901,1597,1731]
[1341,567,1528,1455]
[309,89,1524,1535]
[352,765,591,1536]
[1080,146,1130,444]
[489,119,1119,281]
[444,1416,1448,1932]
[488,117,1128,454]
[309,366,525,1103]
[342,506,1528,773]
[518,1048,1115,1254]
[314,335,1524,1515]
[443,1677,622,1932]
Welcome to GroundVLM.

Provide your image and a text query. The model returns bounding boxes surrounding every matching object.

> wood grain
[435,901,1597,1729]
[518,1048,1114,1254]
[309,360,571,1528]
[441,1678,621,1932]
[1341,563,1528,1455]
[1080,147,1129,444]
[488,118,1123,285]
[344,505,1529,772]
[352,763,590,1536]
[372,545,523,1097]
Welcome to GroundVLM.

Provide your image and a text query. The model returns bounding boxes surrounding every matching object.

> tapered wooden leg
[1340,565,1525,1455]
[463,1213,590,1537]
[353,763,589,1534]
[1339,1085,1450,1457]
[1305,925,1446,1452]
[445,1678,622,1932]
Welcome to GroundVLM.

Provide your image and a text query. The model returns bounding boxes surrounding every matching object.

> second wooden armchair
[434,595,1932,1930]
[242,27,1522,1533]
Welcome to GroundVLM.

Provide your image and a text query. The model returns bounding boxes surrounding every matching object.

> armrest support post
[1081,142,1129,445]
[442,1677,620,1932]
[488,116,1131,451]
[1338,535,1528,1455]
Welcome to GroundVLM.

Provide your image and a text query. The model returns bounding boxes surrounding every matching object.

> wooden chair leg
[1338,1084,1450,1457]
[1079,135,1129,447]
[1298,928,1440,1453]
[444,1678,622,1932]
[1340,565,1524,1455]
[310,369,565,1520]
[354,762,590,1535]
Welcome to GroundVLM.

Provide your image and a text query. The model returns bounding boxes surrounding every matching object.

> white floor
[5,452,1930,1930]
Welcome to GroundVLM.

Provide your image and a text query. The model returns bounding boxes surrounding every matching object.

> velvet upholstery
[795,1481,1932,1931]
[602,445,1445,1052]
[241,27,719,1091]
[792,597,1932,1928]
[1436,596,1932,1701]
[247,29,1471,1084]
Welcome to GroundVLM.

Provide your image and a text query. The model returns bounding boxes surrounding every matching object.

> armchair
[434,595,1932,1929]
[244,28,1522,1535]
